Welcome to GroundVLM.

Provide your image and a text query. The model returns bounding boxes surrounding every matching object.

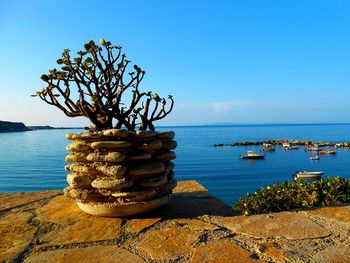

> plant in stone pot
[32,39,177,217]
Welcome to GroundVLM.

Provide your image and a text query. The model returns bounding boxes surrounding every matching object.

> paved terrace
[1,180,349,262]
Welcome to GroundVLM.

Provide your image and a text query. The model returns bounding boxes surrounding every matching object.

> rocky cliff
[0,120,30,132]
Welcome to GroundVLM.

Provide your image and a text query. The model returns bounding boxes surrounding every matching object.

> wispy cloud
[210,100,255,114]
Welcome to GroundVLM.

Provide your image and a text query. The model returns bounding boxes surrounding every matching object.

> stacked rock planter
[63,129,177,217]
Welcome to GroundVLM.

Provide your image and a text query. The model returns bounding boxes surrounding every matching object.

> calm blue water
[1,124,350,205]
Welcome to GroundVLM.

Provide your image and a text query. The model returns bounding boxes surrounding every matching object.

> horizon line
[25,122,350,129]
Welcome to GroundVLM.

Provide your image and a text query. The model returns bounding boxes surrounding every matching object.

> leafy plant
[233,177,350,215]
[32,39,174,131]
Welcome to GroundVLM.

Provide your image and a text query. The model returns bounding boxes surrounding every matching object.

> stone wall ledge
[0,180,349,262]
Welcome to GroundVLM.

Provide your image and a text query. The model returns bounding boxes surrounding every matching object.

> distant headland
[0,120,81,132]
[0,120,30,132]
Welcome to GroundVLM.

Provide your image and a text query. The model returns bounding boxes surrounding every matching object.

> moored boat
[261,143,275,152]
[310,155,320,160]
[290,144,299,150]
[294,171,324,179]
[240,151,265,159]
[283,142,299,150]
[319,150,336,155]
[305,145,322,152]
[283,142,291,150]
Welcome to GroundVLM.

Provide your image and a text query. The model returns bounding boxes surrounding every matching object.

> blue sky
[1,0,350,127]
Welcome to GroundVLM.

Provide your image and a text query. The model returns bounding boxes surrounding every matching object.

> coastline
[0,120,82,133]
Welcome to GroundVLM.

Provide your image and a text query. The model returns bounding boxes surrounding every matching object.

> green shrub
[233,176,350,215]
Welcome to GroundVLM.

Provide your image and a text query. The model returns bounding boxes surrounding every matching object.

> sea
[1,123,350,205]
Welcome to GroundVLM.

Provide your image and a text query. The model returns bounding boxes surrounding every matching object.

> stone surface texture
[208,212,332,240]
[305,205,350,225]
[63,130,178,217]
[0,180,349,263]
[191,239,264,263]
[23,246,145,263]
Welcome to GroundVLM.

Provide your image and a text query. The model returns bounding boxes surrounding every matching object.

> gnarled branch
[33,39,174,131]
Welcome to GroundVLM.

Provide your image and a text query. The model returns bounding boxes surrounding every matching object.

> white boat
[294,171,324,179]
[283,142,291,150]
[305,145,322,152]
[283,142,299,150]
[310,155,320,161]
[290,143,299,150]
[240,151,265,159]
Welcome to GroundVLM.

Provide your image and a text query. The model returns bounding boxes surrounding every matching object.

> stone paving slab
[35,195,122,247]
[158,189,237,218]
[0,180,349,263]
[125,218,161,234]
[191,239,265,263]
[305,206,350,225]
[135,226,202,260]
[257,242,286,261]
[0,212,36,261]
[0,190,61,212]
[207,211,332,240]
[310,246,350,263]
[24,246,145,263]
[173,180,207,193]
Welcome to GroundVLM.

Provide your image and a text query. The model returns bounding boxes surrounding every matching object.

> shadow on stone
[124,180,239,219]
[130,191,239,219]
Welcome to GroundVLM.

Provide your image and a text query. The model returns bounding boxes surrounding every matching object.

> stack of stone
[63,129,177,217]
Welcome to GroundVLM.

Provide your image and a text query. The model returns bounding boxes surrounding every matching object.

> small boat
[319,150,336,155]
[283,142,299,150]
[283,142,291,150]
[305,145,322,152]
[294,171,324,179]
[261,143,275,152]
[310,155,320,160]
[240,151,265,159]
[290,144,299,150]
